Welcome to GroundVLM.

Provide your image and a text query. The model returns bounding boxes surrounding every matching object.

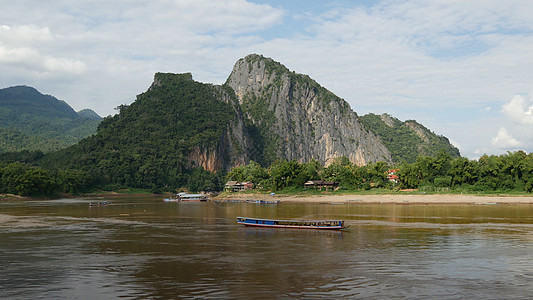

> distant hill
[0,86,101,153]
[359,113,460,163]
[77,109,101,120]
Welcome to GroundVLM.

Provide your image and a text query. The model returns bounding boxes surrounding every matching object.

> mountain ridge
[77,109,101,120]
[359,113,460,163]
[0,85,101,153]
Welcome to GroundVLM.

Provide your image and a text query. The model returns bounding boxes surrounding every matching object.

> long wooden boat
[236,217,346,230]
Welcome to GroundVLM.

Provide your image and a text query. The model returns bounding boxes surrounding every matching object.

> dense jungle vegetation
[34,73,236,194]
[226,150,533,193]
[1,150,531,197]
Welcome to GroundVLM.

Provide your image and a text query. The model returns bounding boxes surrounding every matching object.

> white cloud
[0,46,39,64]
[502,95,533,125]
[491,127,522,148]
[169,0,284,34]
[0,24,54,45]
[0,24,86,75]
[0,0,533,157]
[0,0,286,114]
[43,56,87,74]
[0,45,86,74]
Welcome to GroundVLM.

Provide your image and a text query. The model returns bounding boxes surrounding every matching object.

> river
[2,196,533,299]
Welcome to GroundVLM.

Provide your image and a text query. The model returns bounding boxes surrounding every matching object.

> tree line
[0,161,93,196]
[1,149,531,197]
[226,150,533,193]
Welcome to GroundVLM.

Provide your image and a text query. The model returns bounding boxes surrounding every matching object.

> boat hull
[163,198,208,202]
[237,217,345,230]
[180,199,208,202]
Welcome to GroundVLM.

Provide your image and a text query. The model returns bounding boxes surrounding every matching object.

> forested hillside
[359,113,460,163]
[0,86,101,153]
[39,73,243,191]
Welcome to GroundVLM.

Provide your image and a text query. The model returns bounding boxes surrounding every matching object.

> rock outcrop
[225,54,392,166]
[186,85,253,172]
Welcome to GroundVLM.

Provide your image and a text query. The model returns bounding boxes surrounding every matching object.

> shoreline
[2,192,533,205]
[213,193,533,205]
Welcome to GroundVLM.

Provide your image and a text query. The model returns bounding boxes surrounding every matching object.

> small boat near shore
[164,192,209,202]
[89,201,110,207]
[236,217,346,230]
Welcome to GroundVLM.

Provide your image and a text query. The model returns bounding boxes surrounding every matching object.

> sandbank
[215,193,533,205]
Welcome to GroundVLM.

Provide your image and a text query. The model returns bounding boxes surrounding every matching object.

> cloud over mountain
[491,127,522,148]
[503,95,533,125]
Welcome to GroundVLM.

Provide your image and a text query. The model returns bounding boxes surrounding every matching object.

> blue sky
[0,0,532,159]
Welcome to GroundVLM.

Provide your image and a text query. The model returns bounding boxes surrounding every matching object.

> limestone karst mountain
[226,54,392,167]
[41,54,459,189]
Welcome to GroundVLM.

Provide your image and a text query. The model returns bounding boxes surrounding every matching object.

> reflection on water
[2,197,533,298]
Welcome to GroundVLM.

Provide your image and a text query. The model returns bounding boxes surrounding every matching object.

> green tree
[55,169,93,194]
[301,159,323,181]
[226,160,269,188]
[449,157,479,186]
[397,161,421,189]
[187,167,224,192]
[324,157,357,188]
[268,160,304,191]
[360,161,390,188]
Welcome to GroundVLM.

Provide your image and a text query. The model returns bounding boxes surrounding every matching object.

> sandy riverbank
[2,192,532,205]
[214,193,533,205]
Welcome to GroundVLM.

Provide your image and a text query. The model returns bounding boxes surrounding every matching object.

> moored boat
[163,198,180,202]
[236,217,346,230]
[163,192,209,202]
[245,199,280,204]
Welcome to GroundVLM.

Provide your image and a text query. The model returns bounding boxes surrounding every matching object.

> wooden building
[304,180,339,190]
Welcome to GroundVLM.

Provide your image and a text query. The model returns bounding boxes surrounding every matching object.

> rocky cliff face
[225,54,392,166]
[185,84,252,172]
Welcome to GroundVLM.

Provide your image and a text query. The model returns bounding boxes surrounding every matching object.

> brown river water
[2,196,533,299]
